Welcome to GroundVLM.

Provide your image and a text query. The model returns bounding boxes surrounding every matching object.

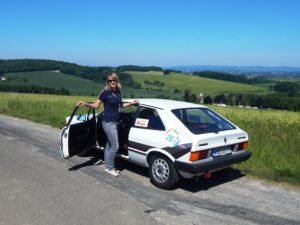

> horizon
[1,0,300,67]
[3,58,300,70]
[2,58,300,69]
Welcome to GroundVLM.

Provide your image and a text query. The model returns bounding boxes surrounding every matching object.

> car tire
[149,155,180,190]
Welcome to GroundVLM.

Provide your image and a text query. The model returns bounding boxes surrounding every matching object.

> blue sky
[0,0,299,67]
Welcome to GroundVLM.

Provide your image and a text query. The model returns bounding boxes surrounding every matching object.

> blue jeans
[102,121,119,170]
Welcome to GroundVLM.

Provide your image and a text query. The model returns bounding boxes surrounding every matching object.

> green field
[5,71,182,98]
[7,71,103,95]
[210,105,300,185]
[127,70,164,76]
[127,71,269,96]
[5,70,270,98]
[0,92,299,187]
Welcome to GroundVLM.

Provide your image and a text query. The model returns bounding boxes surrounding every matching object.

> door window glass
[135,107,165,130]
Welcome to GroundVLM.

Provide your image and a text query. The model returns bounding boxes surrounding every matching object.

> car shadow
[116,158,245,193]
[68,149,104,171]
[177,168,245,192]
[69,150,245,192]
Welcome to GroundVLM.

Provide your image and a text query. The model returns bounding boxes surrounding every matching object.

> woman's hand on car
[131,99,139,105]
[76,101,85,107]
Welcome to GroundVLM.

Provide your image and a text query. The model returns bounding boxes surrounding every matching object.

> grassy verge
[211,105,300,185]
[0,92,299,186]
[0,93,101,128]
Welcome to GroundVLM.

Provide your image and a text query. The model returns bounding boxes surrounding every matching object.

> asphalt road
[0,114,299,225]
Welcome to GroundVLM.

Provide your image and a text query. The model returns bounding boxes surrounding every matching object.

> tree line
[193,71,271,84]
[182,90,300,111]
[0,83,70,95]
[0,59,151,89]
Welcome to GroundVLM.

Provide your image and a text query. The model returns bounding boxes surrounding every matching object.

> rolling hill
[4,71,182,98]
[127,71,268,96]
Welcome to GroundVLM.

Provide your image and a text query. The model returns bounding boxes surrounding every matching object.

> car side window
[68,106,95,125]
[135,107,165,131]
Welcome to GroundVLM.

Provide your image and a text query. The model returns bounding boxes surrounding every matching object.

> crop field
[127,71,269,96]
[126,70,164,76]
[5,70,270,98]
[5,71,181,98]
[0,92,299,186]
[6,71,103,96]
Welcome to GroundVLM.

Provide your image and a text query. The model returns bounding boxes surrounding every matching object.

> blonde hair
[105,73,122,90]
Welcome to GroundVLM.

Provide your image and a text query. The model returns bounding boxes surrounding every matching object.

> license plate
[212,147,232,157]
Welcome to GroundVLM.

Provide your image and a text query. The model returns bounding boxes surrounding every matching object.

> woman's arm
[121,99,139,108]
[77,99,102,109]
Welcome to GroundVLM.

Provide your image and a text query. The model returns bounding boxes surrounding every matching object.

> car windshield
[172,108,236,134]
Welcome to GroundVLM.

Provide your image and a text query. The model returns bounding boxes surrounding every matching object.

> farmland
[6,71,102,96]
[127,71,269,96]
[4,71,181,98]
[0,92,299,186]
[4,70,269,98]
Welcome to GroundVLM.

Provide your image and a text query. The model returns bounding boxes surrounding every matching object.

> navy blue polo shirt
[98,88,122,122]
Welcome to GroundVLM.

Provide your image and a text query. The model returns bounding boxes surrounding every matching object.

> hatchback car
[60,99,251,189]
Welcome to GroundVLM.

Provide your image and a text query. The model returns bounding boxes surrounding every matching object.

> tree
[256,97,264,108]
[273,82,299,96]
[214,94,227,104]
[183,89,191,102]
[189,94,197,103]
[204,95,213,104]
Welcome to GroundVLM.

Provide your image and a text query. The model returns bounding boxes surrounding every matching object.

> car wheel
[149,155,180,190]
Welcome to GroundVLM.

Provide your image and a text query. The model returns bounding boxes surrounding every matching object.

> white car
[60,99,251,189]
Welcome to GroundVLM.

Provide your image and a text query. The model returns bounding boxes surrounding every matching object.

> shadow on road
[178,168,245,192]
[68,149,104,171]
[70,149,245,192]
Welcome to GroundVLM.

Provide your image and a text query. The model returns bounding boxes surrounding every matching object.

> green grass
[5,71,181,98]
[211,105,300,185]
[0,92,96,127]
[126,70,164,76]
[0,92,299,186]
[5,70,270,98]
[127,71,269,96]
[7,71,104,96]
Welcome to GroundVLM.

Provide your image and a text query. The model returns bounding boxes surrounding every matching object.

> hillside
[6,71,103,96]
[127,71,268,95]
[4,71,181,98]
[3,70,269,97]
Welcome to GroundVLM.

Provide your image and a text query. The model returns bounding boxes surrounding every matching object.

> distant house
[0,75,6,81]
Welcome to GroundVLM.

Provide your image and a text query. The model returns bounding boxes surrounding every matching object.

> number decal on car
[165,128,181,147]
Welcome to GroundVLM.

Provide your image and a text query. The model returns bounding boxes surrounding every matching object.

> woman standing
[77,73,138,177]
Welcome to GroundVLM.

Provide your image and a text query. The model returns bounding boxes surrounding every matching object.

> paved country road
[0,114,299,225]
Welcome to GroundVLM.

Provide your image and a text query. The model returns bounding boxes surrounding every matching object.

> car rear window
[172,108,236,134]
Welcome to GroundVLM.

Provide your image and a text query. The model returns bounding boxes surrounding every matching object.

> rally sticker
[165,128,181,147]
[135,118,149,128]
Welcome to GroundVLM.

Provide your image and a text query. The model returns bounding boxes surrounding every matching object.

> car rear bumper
[174,151,251,174]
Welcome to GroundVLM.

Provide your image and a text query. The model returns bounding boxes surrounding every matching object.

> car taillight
[238,141,248,150]
[189,150,209,162]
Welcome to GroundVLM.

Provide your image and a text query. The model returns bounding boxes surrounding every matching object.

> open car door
[60,105,96,159]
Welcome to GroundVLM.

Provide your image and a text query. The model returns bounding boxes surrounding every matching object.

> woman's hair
[105,73,122,90]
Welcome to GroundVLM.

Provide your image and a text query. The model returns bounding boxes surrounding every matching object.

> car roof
[124,98,207,110]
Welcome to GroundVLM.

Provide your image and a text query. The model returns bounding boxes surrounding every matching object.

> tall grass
[0,92,299,185]
[211,105,300,185]
[0,93,99,128]
[128,71,268,95]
